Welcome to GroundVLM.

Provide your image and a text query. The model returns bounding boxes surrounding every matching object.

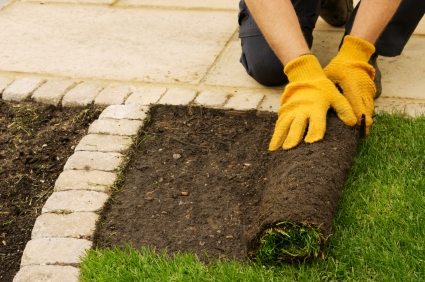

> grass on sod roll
[81,114,425,281]
[255,222,322,264]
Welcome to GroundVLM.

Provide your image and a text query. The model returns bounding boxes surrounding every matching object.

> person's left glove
[269,54,357,151]
[324,35,376,135]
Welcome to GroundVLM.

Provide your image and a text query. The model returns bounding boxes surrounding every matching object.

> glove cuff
[284,54,326,82]
[339,35,376,62]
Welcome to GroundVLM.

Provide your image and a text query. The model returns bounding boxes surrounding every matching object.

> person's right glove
[269,54,357,151]
[324,35,376,135]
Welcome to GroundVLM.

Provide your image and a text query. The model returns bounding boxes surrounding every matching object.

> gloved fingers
[282,114,308,150]
[361,94,375,115]
[330,92,357,126]
[304,112,327,144]
[268,115,294,151]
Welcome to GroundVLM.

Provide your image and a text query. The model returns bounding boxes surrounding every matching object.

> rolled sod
[247,113,360,264]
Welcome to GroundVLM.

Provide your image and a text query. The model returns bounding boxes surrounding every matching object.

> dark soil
[95,105,359,262]
[0,101,101,282]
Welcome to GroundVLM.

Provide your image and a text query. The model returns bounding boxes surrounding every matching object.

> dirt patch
[0,101,101,282]
[95,105,358,262]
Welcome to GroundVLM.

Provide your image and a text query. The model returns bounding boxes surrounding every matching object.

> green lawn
[81,114,425,281]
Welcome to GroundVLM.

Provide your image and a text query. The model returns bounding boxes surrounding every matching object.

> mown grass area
[80,114,425,281]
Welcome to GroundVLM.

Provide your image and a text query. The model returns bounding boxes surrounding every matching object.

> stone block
[54,170,116,193]
[99,104,148,120]
[0,76,13,95]
[62,82,103,107]
[13,265,79,282]
[64,151,124,172]
[32,79,76,106]
[23,0,113,3]
[42,191,109,213]
[194,90,229,108]
[159,88,197,105]
[204,38,262,88]
[258,93,281,113]
[223,91,264,110]
[405,103,425,117]
[125,86,166,106]
[20,238,92,266]
[31,212,98,239]
[75,134,133,153]
[3,77,45,101]
[374,98,406,114]
[94,84,132,106]
[117,0,239,10]
[88,118,143,136]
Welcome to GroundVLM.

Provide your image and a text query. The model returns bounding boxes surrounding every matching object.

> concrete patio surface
[0,0,423,105]
[1,1,423,281]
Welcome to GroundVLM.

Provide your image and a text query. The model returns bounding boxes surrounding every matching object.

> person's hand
[269,55,357,151]
[324,35,376,135]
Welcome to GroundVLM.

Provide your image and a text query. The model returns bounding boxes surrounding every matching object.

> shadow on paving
[94,105,358,263]
[0,101,101,282]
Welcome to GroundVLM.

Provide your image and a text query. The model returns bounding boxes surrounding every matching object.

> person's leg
[238,0,320,87]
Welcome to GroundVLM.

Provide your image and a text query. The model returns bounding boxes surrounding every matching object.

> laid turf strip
[248,115,359,263]
[0,101,100,282]
[95,105,358,263]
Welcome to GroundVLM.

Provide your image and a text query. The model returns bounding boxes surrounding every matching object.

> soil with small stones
[95,105,358,262]
[0,101,101,282]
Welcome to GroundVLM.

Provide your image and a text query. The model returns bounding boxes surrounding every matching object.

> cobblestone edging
[1,75,424,281]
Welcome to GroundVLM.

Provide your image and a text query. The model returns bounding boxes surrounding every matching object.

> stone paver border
[2,74,423,281]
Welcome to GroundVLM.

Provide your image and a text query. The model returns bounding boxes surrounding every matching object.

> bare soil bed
[95,105,358,262]
[0,101,101,281]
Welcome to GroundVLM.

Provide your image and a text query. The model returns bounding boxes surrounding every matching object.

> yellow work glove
[324,35,376,135]
[269,54,357,151]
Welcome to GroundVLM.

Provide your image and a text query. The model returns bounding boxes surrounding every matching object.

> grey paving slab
[0,76,13,95]
[20,238,92,266]
[2,77,45,101]
[0,3,237,84]
[258,92,281,113]
[94,84,132,106]
[405,103,425,117]
[223,90,264,111]
[117,0,239,10]
[125,86,167,106]
[54,170,116,193]
[75,134,133,153]
[99,104,148,120]
[32,79,76,106]
[23,0,114,3]
[42,191,109,213]
[31,212,98,239]
[374,97,407,114]
[204,37,263,88]
[88,118,143,136]
[194,90,229,108]
[62,82,103,107]
[0,0,12,10]
[159,88,197,105]
[13,265,79,282]
[64,151,124,171]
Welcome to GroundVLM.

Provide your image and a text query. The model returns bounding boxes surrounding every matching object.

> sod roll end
[248,114,360,264]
